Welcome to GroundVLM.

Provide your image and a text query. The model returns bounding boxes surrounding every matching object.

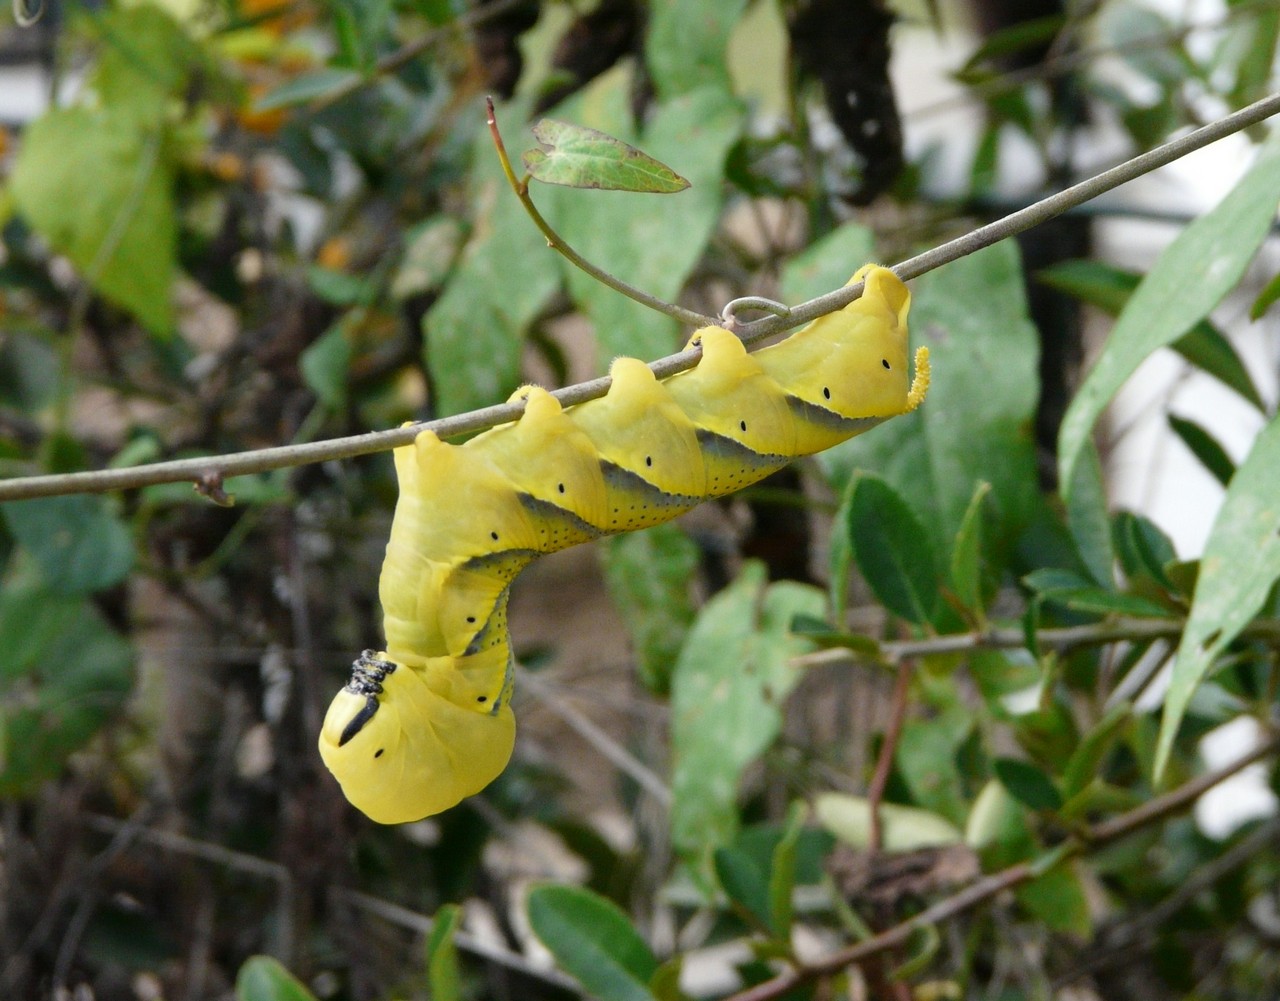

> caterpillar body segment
[319,265,930,823]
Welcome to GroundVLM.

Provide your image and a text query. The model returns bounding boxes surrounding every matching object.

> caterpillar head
[319,650,516,824]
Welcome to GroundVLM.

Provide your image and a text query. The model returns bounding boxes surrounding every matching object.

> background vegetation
[1,0,1279,999]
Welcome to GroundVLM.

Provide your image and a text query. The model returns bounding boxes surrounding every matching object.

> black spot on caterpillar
[319,265,929,824]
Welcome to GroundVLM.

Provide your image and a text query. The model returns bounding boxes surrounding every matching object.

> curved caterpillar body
[319,266,929,824]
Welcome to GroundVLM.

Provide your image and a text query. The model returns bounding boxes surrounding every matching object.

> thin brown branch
[725,732,1280,1001]
[866,660,913,852]
[795,615,1280,669]
[3,90,1279,502]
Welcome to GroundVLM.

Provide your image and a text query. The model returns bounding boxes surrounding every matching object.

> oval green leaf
[523,119,691,192]
[526,884,658,1001]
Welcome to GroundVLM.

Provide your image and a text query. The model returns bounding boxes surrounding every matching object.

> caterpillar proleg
[319,265,929,823]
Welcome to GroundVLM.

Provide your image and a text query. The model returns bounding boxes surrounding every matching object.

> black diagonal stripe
[517,492,605,540]
[695,427,787,469]
[460,548,540,577]
[599,460,703,510]
[463,582,514,657]
[785,394,886,435]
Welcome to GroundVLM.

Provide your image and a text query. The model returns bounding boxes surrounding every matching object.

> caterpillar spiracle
[319,265,930,824]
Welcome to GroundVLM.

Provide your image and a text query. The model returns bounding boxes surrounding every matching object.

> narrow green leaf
[1058,128,1280,495]
[649,957,687,1001]
[1156,413,1280,777]
[814,793,963,851]
[767,803,805,941]
[526,885,657,1001]
[524,120,690,192]
[1112,511,1178,590]
[962,14,1063,70]
[846,474,940,626]
[235,956,317,1001]
[3,495,134,594]
[254,68,364,110]
[299,323,352,408]
[950,481,992,618]
[1065,441,1114,586]
[425,904,462,1001]
[1168,413,1236,487]
[1249,269,1280,320]
[714,847,773,932]
[1039,259,1264,411]
[993,758,1063,812]
[1061,703,1132,800]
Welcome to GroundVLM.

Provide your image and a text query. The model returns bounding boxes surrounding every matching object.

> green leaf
[1058,128,1280,496]
[965,780,1032,855]
[306,265,375,306]
[814,793,963,851]
[714,846,773,932]
[950,481,992,618]
[424,100,560,416]
[1061,702,1132,800]
[0,589,133,796]
[823,243,1041,592]
[524,120,690,192]
[993,757,1063,812]
[300,323,352,408]
[670,564,825,874]
[3,495,134,594]
[1112,511,1178,591]
[546,73,743,362]
[1168,413,1236,487]
[1065,440,1114,586]
[1156,413,1280,777]
[526,884,658,1001]
[90,5,205,127]
[601,523,700,695]
[1039,259,1264,411]
[254,69,364,111]
[845,474,940,625]
[11,108,176,335]
[645,0,747,99]
[962,14,1063,70]
[1249,269,1280,320]
[1015,861,1091,937]
[235,956,317,1001]
[768,803,806,940]
[391,217,464,301]
[425,904,462,1001]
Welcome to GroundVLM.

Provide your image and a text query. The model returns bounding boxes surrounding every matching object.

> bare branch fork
[2,91,1278,502]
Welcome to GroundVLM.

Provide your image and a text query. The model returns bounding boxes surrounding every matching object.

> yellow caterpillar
[319,265,929,823]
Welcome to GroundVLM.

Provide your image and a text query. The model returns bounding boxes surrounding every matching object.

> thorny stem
[485,98,716,330]
[2,90,1279,502]
[725,732,1280,1001]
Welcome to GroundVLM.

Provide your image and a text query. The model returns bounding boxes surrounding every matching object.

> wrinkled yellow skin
[319,266,929,823]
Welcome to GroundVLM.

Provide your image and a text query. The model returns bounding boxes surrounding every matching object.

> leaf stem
[485,98,717,330]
